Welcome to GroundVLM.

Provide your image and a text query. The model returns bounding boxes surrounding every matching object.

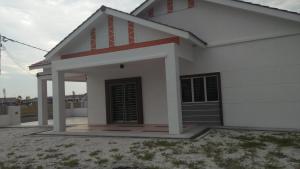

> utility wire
[0,34,47,75]
[1,35,49,52]
[1,45,36,77]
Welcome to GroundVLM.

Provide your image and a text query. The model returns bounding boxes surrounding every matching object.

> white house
[30,0,300,135]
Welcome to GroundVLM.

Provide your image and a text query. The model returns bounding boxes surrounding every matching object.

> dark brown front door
[105,77,143,124]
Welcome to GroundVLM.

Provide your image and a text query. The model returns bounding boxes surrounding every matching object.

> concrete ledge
[30,126,209,139]
[213,126,300,133]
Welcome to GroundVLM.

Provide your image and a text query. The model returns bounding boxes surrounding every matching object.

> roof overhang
[131,0,155,15]
[29,59,51,70]
[131,0,300,23]
[205,0,300,23]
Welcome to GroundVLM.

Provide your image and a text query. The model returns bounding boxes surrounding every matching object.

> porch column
[37,78,48,126]
[52,70,66,132]
[165,45,183,135]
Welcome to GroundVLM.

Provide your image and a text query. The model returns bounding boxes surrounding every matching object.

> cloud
[0,0,144,97]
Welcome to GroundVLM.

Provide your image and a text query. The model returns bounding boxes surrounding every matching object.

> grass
[7,152,15,157]
[239,140,266,149]
[186,144,201,154]
[42,153,63,159]
[89,150,101,157]
[225,143,239,154]
[234,135,256,141]
[109,148,119,152]
[142,140,179,149]
[171,159,187,167]
[187,161,206,169]
[267,150,287,159]
[137,151,155,161]
[63,143,76,148]
[44,148,59,153]
[259,135,298,147]
[111,153,124,161]
[108,141,117,144]
[201,141,223,158]
[95,158,109,166]
[60,159,79,168]
[62,154,77,161]
[15,155,27,159]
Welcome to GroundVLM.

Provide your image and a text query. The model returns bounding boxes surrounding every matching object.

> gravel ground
[0,127,300,169]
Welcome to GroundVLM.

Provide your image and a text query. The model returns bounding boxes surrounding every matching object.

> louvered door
[106,77,143,124]
[111,84,125,122]
[124,83,138,122]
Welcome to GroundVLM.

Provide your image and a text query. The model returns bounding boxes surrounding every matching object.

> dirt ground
[0,127,299,169]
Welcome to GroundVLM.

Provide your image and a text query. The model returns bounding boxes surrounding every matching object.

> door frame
[105,77,144,124]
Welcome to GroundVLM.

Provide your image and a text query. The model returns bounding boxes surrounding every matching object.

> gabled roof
[103,6,206,46]
[41,5,206,61]
[131,0,155,15]
[131,0,300,23]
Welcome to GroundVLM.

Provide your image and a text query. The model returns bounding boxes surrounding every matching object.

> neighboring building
[21,94,87,105]
[29,0,300,134]
[65,94,87,105]
[0,98,17,106]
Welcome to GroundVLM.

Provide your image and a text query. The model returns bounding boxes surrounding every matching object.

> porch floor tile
[37,124,208,139]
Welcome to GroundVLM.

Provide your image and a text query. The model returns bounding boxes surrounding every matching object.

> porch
[37,43,195,135]
[42,125,207,139]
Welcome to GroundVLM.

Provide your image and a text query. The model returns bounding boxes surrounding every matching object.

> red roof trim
[61,36,180,59]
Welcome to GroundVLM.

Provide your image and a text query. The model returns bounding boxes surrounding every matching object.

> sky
[0,0,299,98]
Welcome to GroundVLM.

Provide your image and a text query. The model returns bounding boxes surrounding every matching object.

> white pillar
[52,70,66,132]
[37,78,48,126]
[165,45,183,135]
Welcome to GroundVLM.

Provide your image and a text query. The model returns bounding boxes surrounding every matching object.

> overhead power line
[1,45,35,77]
[0,35,49,52]
[0,34,48,75]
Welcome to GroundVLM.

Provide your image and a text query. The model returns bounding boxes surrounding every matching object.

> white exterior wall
[87,58,168,125]
[180,34,300,129]
[66,108,88,117]
[114,17,129,46]
[0,106,21,126]
[134,24,171,43]
[138,0,300,129]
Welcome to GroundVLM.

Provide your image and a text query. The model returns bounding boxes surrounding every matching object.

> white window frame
[181,75,219,103]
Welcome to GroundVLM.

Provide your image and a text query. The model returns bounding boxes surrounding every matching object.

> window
[181,79,192,102]
[193,78,205,102]
[181,74,219,103]
[206,76,219,101]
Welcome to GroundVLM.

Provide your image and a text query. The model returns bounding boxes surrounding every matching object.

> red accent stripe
[148,8,154,17]
[167,0,173,13]
[90,28,96,50]
[61,37,180,59]
[128,21,135,44]
[108,15,115,47]
[188,0,195,8]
